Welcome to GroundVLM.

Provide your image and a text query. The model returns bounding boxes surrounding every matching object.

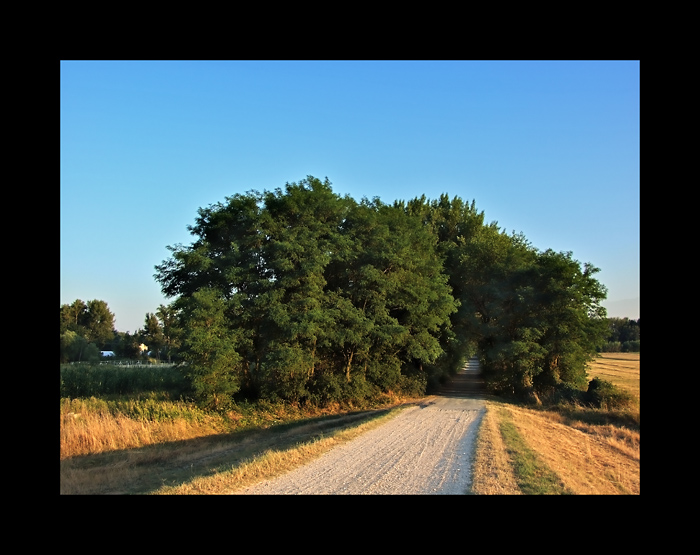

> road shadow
[61,407,399,494]
[434,357,490,401]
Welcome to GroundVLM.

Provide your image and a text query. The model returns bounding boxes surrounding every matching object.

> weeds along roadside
[60,397,409,494]
[60,363,416,494]
[60,362,417,461]
[60,392,411,460]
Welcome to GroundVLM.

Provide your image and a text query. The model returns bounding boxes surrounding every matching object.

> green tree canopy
[156,303,182,362]
[143,312,165,360]
[154,176,609,405]
[155,177,458,406]
[60,299,116,361]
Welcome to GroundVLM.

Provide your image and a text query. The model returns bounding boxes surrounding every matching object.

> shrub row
[599,340,640,353]
[60,363,191,399]
[542,377,637,411]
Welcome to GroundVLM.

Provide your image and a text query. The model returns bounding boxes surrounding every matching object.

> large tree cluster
[154,176,608,409]
[60,299,116,362]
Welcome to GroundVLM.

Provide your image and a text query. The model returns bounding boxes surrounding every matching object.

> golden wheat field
[587,352,640,400]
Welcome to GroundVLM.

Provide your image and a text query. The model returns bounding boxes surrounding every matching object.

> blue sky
[60,60,640,333]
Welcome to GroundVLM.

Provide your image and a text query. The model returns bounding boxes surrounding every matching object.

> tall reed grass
[60,396,228,458]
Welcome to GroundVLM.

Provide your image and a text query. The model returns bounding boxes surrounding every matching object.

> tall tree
[60,299,88,335]
[403,194,487,384]
[324,198,458,391]
[156,303,182,362]
[177,288,243,410]
[529,250,608,390]
[254,177,350,399]
[83,300,116,347]
[60,299,115,359]
[143,312,165,360]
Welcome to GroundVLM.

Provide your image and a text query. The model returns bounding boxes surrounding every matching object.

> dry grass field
[494,402,639,494]
[471,352,639,495]
[60,398,229,460]
[586,352,640,400]
[61,354,640,494]
[59,404,408,495]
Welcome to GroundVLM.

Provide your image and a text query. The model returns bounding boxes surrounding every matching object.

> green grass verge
[498,409,573,495]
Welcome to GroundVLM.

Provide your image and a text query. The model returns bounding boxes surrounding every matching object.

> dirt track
[232,358,486,495]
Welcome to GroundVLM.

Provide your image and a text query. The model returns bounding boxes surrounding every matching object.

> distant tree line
[60,300,181,364]
[60,299,117,363]
[600,317,640,352]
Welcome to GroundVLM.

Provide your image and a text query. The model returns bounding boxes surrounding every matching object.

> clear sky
[60,60,640,334]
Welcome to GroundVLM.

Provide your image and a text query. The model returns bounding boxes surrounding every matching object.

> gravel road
[232,357,486,495]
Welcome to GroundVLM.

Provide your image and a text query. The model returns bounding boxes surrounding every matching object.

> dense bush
[585,377,637,410]
[543,382,588,405]
[399,372,428,397]
[60,363,191,399]
[602,341,623,352]
[622,340,640,353]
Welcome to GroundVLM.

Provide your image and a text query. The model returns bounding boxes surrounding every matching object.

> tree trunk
[309,338,317,378]
[345,350,354,383]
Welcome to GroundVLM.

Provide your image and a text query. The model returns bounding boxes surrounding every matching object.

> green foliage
[539,382,588,406]
[60,331,101,363]
[398,372,428,397]
[60,330,77,363]
[153,176,610,406]
[108,397,210,423]
[256,342,313,403]
[178,288,243,411]
[60,299,116,349]
[605,317,640,342]
[156,177,458,407]
[599,318,640,352]
[60,395,210,424]
[603,341,623,352]
[143,312,165,360]
[622,340,640,352]
[110,331,143,359]
[156,303,182,361]
[474,245,608,399]
[60,299,117,362]
[586,377,637,410]
[82,342,101,363]
[60,363,190,399]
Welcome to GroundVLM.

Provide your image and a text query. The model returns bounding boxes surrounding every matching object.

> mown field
[470,352,640,495]
[585,352,640,399]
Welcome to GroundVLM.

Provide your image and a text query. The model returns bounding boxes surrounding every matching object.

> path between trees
[231,357,486,495]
